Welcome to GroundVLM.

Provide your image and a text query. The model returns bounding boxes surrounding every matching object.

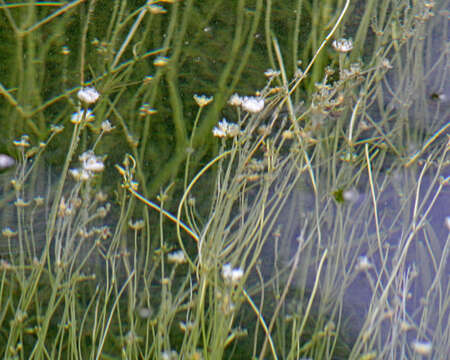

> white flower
[148,4,166,14]
[69,168,81,180]
[381,58,393,69]
[355,256,373,271]
[228,93,243,107]
[153,56,169,66]
[212,118,240,138]
[138,307,151,319]
[0,154,15,169]
[77,87,100,104]
[2,227,17,238]
[13,135,30,148]
[193,94,213,107]
[411,340,432,356]
[332,38,353,53]
[71,109,94,124]
[212,126,227,138]
[222,263,244,284]
[79,151,105,173]
[241,96,264,113]
[161,350,178,360]
[343,188,359,202]
[70,168,92,182]
[84,158,104,172]
[264,69,280,78]
[101,120,114,132]
[128,219,145,231]
[445,216,450,231]
[167,250,186,264]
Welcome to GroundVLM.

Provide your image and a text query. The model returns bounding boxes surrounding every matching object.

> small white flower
[128,219,145,231]
[79,151,105,173]
[138,307,152,319]
[50,124,64,133]
[212,126,227,138]
[153,56,169,66]
[179,321,195,332]
[69,168,81,180]
[228,93,243,107]
[381,58,393,69]
[101,120,114,132]
[264,69,280,78]
[212,119,240,138]
[61,46,70,55]
[167,250,186,264]
[193,94,213,107]
[355,256,373,271]
[0,154,15,169]
[70,168,92,181]
[445,216,450,231]
[241,96,264,113]
[71,109,94,124]
[84,158,104,172]
[13,135,30,148]
[222,263,244,284]
[2,227,17,238]
[332,38,353,53]
[343,188,359,202]
[411,340,432,356]
[148,4,166,14]
[77,87,100,104]
[161,350,178,360]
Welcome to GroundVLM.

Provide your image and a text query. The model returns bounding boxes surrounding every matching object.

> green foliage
[0,0,448,359]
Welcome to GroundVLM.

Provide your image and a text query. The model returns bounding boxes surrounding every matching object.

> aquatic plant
[0,0,448,359]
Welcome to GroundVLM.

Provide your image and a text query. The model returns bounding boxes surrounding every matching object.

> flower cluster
[332,38,353,53]
[212,119,240,138]
[70,151,105,181]
[222,263,244,284]
[228,94,265,113]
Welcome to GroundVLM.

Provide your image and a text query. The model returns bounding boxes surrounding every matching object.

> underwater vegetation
[0,0,448,359]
